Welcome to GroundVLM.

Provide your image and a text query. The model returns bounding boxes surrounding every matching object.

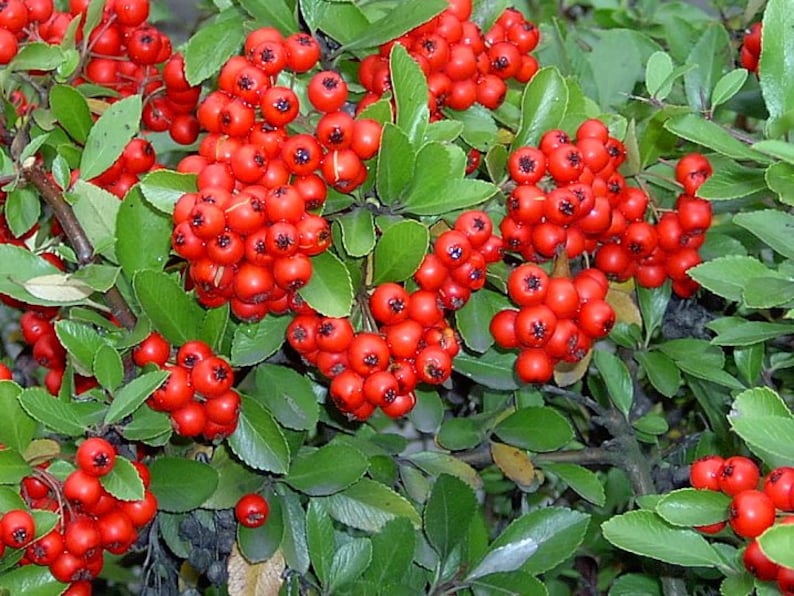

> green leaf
[711,321,794,347]
[733,210,794,260]
[279,486,311,573]
[300,0,369,47]
[237,488,282,562]
[753,139,794,164]
[454,347,518,390]
[512,67,569,150]
[338,209,376,258]
[456,289,511,353]
[424,474,477,561]
[687,256,771,302]
[286,444,368,496]
[0,382,35,453]
[50,84,92,143]
[490,507,590,574]
[729,416,794,463]
[390,43,429,147]
[635,351,681,398]
[467,542,540,583]
[117,186,174,277]
[138,170,197,215]
[69,180,121,261]
[18,387,86,437]
[204,446,264,511]
[472,572,546,596]
[54,319,105,374]
[71,264,120,292]
[80,94,141,180]
[732,386,791,419]
[609,574,662,596]
[0,245,61,307]
[758,524,794,568]
[425,119,464,143]
[760,0,794,136]
[664,114,765,162]
[5,188,40,238]
[230,314,290,367]
[542,463,606,507]
[0,565,66,596]
[407,451,482,491]
[446,104,498,150]
[322,478,421,532]
[238,0,298,35]
[121,406,172,445]
[327,537,372,592]
[645,51,674,99]
[495,406,574,452]
[253,364,319,432]
[8,42,64,75]
[711,69,749,108]
[105,370,169,424]
[684,23,730,111]
[343,0,446,51]
[696,162,767,200]
[184,10,244,86]
[306,500,335,587]
[601,510,725,568]
[199,303,229,352]
[133,269,203,345]
[149,457,219,513]
[592,350,633,419]
[100,456,145,502]
[0,449,31,485]
[299,251,354,318]
[372,220,429,285]
[655,488,730,527]
[765,161,794,206]
[228,395,290,474]
[362,517,415,585]
[376,124,416,205]
[636,282,671,339]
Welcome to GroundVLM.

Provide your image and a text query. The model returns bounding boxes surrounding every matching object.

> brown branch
[22,164,137,331]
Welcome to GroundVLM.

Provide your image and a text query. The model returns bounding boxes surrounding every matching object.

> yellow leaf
[23,439,60,465]
[553,349,592,387]
[491,441,535,488]
[227,546,285,596]
[606,287,642,327]
[86,98,111,115]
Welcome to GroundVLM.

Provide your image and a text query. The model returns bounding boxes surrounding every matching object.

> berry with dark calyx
[76,437,116,477]
[235,493,269,528]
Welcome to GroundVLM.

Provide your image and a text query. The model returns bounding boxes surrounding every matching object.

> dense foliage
[0,0,793,594]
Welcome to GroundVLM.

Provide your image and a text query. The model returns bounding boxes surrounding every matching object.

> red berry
[235,493,269,528]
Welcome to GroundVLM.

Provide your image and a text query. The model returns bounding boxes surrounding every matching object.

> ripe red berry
[0,509,35,548]
[719,455,760,496]
[235,493,270,528]
[76,437,116,477]
[729,489,776,538]
[689,455,724,491]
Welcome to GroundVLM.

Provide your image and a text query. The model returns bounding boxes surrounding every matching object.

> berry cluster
[502,118,712,298]
[740,22,762,74]
[14,438,156,593]
[134,333,241,441]
[491,265,614,383]
[690,455,794,593]
[286,211,502,420]
[86,137,158,199]
[358,2,539,116]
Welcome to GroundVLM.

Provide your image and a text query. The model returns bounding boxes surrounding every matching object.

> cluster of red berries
[501,118,712,298]
[740,22,762,74]
[133,333,241,441]
[84,137,158,199]
[286,211,502,420]
[690,455,794,593]
[0,0,201,145]
[12,438,157,594]
[357,1,539,116]
[234,493,269,528]
[490,265,614,383]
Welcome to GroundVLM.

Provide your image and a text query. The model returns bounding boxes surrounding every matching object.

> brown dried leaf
[491,441,535,488]
[227,545,285,596]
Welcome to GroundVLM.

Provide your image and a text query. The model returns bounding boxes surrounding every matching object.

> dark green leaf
[138,170,197,215]
[636,282,670,338]
[54,319,105,374]
[601,510,724,567]
[50,84,92,143]
[228,395,290,474]
[299,251,354,318]
[0,565,66,596]
[306,500,335,587]
[5,188,40,238]
[184,10,244,86]
[390,43,429,147]
[0,382,35,453]
[80,95,141,180]
[664,114,765,161]
[372,220,429,284]
[407,451,483,490]
[278,485,310,573]
[149,457,219,513]
[362,517,415,585]
[542,463,606,507]
[230,314,290,367]
[495,406,574,452]
[286,444,368,496]
[105,370,169,424]
[18,387,86,437]
[592,350,633,419]
[69,180,121,261]
[687,256,771,302]
[655,488,730,527]
[454,348,518,390]
[328,537,372,592]
[237,487,282,562]
[343,0,446,51]
[471,572,546,596]
[406,388,444,434]
[696,162,767,200]
[117,187,174,277]
[100,456,145,502]
[122,406,172,445]
[456,289,511,353]
[424,474,477,560]
[322,478,421,532]
[204,446,264,510]
[133,270,203,345]
[437,418,482,451]
[683,24,730,111]
[760,0,794,136]
[199,303,229,352]
[635,351,681,398]
[733,210,794,260]
[490,507,590,574]
[734,343,764,385]
[512,67,568,150]
[376,124,416,205]
[239,0,298,35]
[711,321,794,347]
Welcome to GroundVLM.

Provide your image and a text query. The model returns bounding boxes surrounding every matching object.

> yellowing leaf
[491,442,535,487]
[553,350,592,387]
[23,439,60,466]
[606,287,642,327]
[228,545,285,596]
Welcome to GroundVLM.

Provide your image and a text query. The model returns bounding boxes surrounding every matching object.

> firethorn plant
[0,0,792,593]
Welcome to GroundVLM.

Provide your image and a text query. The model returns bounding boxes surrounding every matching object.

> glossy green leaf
[687,256,771,303]
[684,23,730,110]
[0,565,66,596]
[495,406,574,452]
[655,488,730,527]
[376,124,416,205]
[635,351,681,398]
[230,314,290,367]
[362,517,415,585]
[512,67,569,150]
[69,180,120,262]
[0,245,62,307]
[184,10,244,86]
[711,321,794,347]
[592,350,633,419]
[54,319,105,373]
[327,537,372,592]
[696,162,767,200]
[253,364,319,431]
[278,486,311,574]
[116,186,174,276]
[454,347,519,390]
[760,0,794,136]
[239,0,298,35]
[18,387,86,437]
[0,449,31,485]
[0,382,35,453]
[343,0,446,51]
[121,406,172,445]
[390,43,429,146]
[299,251,354,317]
[734,210,794,260]
[149,457,219,513]
[100,456,145,502]
[105,370,169,424]
[5,188,40,238]
[372,220,429,285]
[133,269,203,345]
[711,69,749,108]
[542,463,606,507]
[228,395,290,474]
[437,418,481,451]
[322,478,421,532]
[138,170,197,215]
[286,444,368,496]
[8,42,65,72]
[456,289,511,353]
[80,94,141,181]
[602,510,724,567]
[664,114,764,162]
[446,104,498,150]
[424,474,477,560]
[338,209,376,258]
[758,524,794,568]
[50,84,92,143]
[306,500,335,587]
